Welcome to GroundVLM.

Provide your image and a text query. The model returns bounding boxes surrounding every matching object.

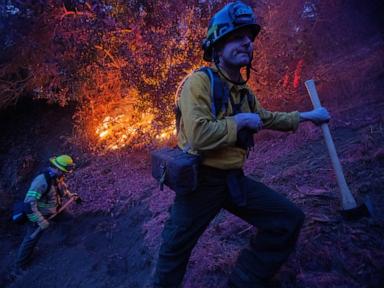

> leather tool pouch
[151,147,201,195]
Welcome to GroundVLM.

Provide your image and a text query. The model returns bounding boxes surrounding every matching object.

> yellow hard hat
[49,155,75,173]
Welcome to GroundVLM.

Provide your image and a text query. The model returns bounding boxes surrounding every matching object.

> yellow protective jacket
[177,66,300,170]
[24,173,72,224]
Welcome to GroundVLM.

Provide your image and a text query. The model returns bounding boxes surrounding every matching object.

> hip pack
[151,147,201,195]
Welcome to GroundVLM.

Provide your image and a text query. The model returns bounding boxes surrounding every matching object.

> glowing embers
[95,100,175,151]
[96,112,152,150]
[155,126,177,141]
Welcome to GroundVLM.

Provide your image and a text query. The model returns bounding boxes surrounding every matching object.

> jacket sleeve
[24,174,48,224]
[179,72,238,151]
[251,92,300,131]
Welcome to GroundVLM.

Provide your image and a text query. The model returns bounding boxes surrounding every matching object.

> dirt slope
[0,94,383,288]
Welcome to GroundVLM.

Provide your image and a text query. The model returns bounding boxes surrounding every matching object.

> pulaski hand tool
[305,79,372,220]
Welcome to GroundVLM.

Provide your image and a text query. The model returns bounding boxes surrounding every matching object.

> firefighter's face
[218,28,254,68]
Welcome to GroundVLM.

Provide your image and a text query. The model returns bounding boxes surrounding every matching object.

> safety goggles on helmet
[202,1,261,62]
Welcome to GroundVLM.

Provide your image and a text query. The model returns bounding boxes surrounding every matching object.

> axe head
[339,203,370,220]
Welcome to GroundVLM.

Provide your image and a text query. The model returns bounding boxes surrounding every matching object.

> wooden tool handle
[305,80,357,209]
[30,196,77,239]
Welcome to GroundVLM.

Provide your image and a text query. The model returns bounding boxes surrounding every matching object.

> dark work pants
[15,211,72,268]
[16,222,44,268]
[153,166,305,288]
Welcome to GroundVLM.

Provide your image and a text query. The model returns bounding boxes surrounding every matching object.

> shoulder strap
[174,67,230,134]
[198,67,230,119]
[201,67,217,118]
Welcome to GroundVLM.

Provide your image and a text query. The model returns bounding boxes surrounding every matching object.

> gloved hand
[300,107,330,125]
[234,113,263,132]
[38,219,50,230]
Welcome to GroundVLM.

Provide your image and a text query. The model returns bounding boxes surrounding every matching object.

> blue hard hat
[202,1,261,62]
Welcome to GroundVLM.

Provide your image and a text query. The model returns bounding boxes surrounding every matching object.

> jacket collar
[210,65,249,92]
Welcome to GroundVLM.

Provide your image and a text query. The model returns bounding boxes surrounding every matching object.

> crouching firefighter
[153,2,330,288]
[15,154,81,269]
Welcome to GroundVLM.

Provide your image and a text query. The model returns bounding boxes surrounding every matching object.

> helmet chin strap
[213,49,254,85]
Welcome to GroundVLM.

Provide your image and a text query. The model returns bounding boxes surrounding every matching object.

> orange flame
[94,101,175,151]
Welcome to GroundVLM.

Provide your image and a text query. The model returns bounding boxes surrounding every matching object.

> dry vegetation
[0,0,336,153]
[1,0,213,152]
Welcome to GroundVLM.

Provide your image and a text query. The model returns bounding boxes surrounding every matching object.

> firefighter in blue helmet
[153,2,330,287]
[15,155,81,269]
